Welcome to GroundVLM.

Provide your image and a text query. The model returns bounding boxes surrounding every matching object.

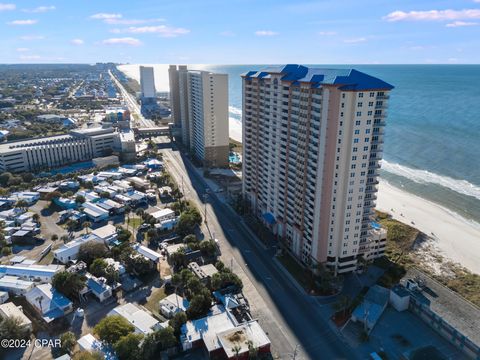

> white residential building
[151,208,176,222]
[0,275,35,295]
[169,65,229,167]
[0,302,32,331]
[159,293,189,318]
[140,66,156,99]
[108,303,161,335]
[54,224,117,264]
[26,284,73,323]
[0,264,64,283]
[242,65,393,273]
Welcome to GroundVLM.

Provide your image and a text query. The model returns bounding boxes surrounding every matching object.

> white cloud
[70,38,84,45]
[446,21,478,27]
[112,25,190,37]
[0,3,15,11]
[104,18,164,25]
[101,37,142,46]
[255,30,279,36]
[384,9,480,22]
[8,19,38,25]
[343,37,367,43]
[90,13,122,20]
[16,47,29,52]
[19,54,41,61]
[23,5,56,13]
[20,35,45,40]
[318,31,337,36]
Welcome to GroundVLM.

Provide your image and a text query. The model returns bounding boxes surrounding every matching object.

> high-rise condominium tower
[169,65,229,167]
[242,65,393,273]
[140,66,156,99]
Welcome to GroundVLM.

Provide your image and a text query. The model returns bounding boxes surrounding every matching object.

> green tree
[52,271,86,301]
[45,191,62,202]
[51,234,59,243]
[168,311,187,337]
[0,315,31,340]
[1,247,12,258]
[15,199,29,210]
[82,221,92,235]
[94,315,135,344]
[176,208,202,237]
[75,195,86,204]
[183,234,197,244]
[78,240,109,266]
[89,258,108,277]
[114,333,143,360]
[186,288,212,319]
[155,326,177,351]
[60,331,77,355]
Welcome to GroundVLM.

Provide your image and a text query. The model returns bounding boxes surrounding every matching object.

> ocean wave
[381,160,480,201]
[229,105,242,118]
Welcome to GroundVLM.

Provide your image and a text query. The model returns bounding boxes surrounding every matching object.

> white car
[75,308,85,318]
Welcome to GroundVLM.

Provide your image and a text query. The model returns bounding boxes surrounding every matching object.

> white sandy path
[377,181,480,274]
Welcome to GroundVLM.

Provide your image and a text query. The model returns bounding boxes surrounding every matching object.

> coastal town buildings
[168,65,229,167]
[241,64,393,273]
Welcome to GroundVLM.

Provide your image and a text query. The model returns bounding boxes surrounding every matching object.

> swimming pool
[229,152,241,164]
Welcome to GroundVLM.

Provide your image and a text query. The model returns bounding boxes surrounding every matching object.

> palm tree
[60,235,69,244]
[32,213,40,223]
[124,205,131,231]
[15,199,28,211]
[51,234,58,243]
[232,345,241,359]
[82,221,92,235]
[35,295,44,314]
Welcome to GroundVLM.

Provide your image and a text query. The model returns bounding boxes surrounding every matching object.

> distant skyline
[1,0,480,64]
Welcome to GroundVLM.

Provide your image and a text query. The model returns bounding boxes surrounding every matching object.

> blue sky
[1,0,480,64]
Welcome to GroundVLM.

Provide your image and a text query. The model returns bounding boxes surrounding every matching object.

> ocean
[119,64,480,225]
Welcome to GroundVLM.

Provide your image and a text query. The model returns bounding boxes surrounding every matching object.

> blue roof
[371,221,381,230]
[243,64,394,91]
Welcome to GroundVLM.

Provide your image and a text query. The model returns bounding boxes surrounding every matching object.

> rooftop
[217,321,270,358]
[0,302,32,328]
[109,303,159,335]
[243,64,394,91]
[404,268,480,347]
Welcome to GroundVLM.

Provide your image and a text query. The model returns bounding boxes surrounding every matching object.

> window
[367,119,372,125]
[367,111,373,116]
[356,111,362,116]
[354,138,359,143]
[341,103,345,108]
[342,93,346,98]
[353,147,358,152]
[365,129,371,134]
[357,102,363,107]
[369,92,375,97]
[354,130,360,135]
[368,101,374,106]
[359,93,364,98]
[355,120,361,126]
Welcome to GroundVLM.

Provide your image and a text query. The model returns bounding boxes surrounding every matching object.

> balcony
[377,95,390,100]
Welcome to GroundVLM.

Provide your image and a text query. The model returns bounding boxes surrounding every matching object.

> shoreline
[377,180,480,275]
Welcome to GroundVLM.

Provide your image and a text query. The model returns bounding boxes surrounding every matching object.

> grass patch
[374,211,480,306]
[37,251,54,265]
[144,287,166,318]
[126,217,143,230]
[229,139,242,153]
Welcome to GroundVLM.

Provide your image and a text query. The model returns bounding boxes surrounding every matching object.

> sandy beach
[377,181,480,274]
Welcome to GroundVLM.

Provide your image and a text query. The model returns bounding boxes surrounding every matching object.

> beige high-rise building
[169,66,229,167]
[242,65,393,273]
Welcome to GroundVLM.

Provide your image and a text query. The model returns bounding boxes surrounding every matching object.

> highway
[108,70,156,129]
[162,146,357,360]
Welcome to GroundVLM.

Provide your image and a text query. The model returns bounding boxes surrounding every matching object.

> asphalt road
[163,147,357,360]
[108,70,155,128]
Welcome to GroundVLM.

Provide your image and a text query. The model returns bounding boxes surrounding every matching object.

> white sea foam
[381,160,480,201]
